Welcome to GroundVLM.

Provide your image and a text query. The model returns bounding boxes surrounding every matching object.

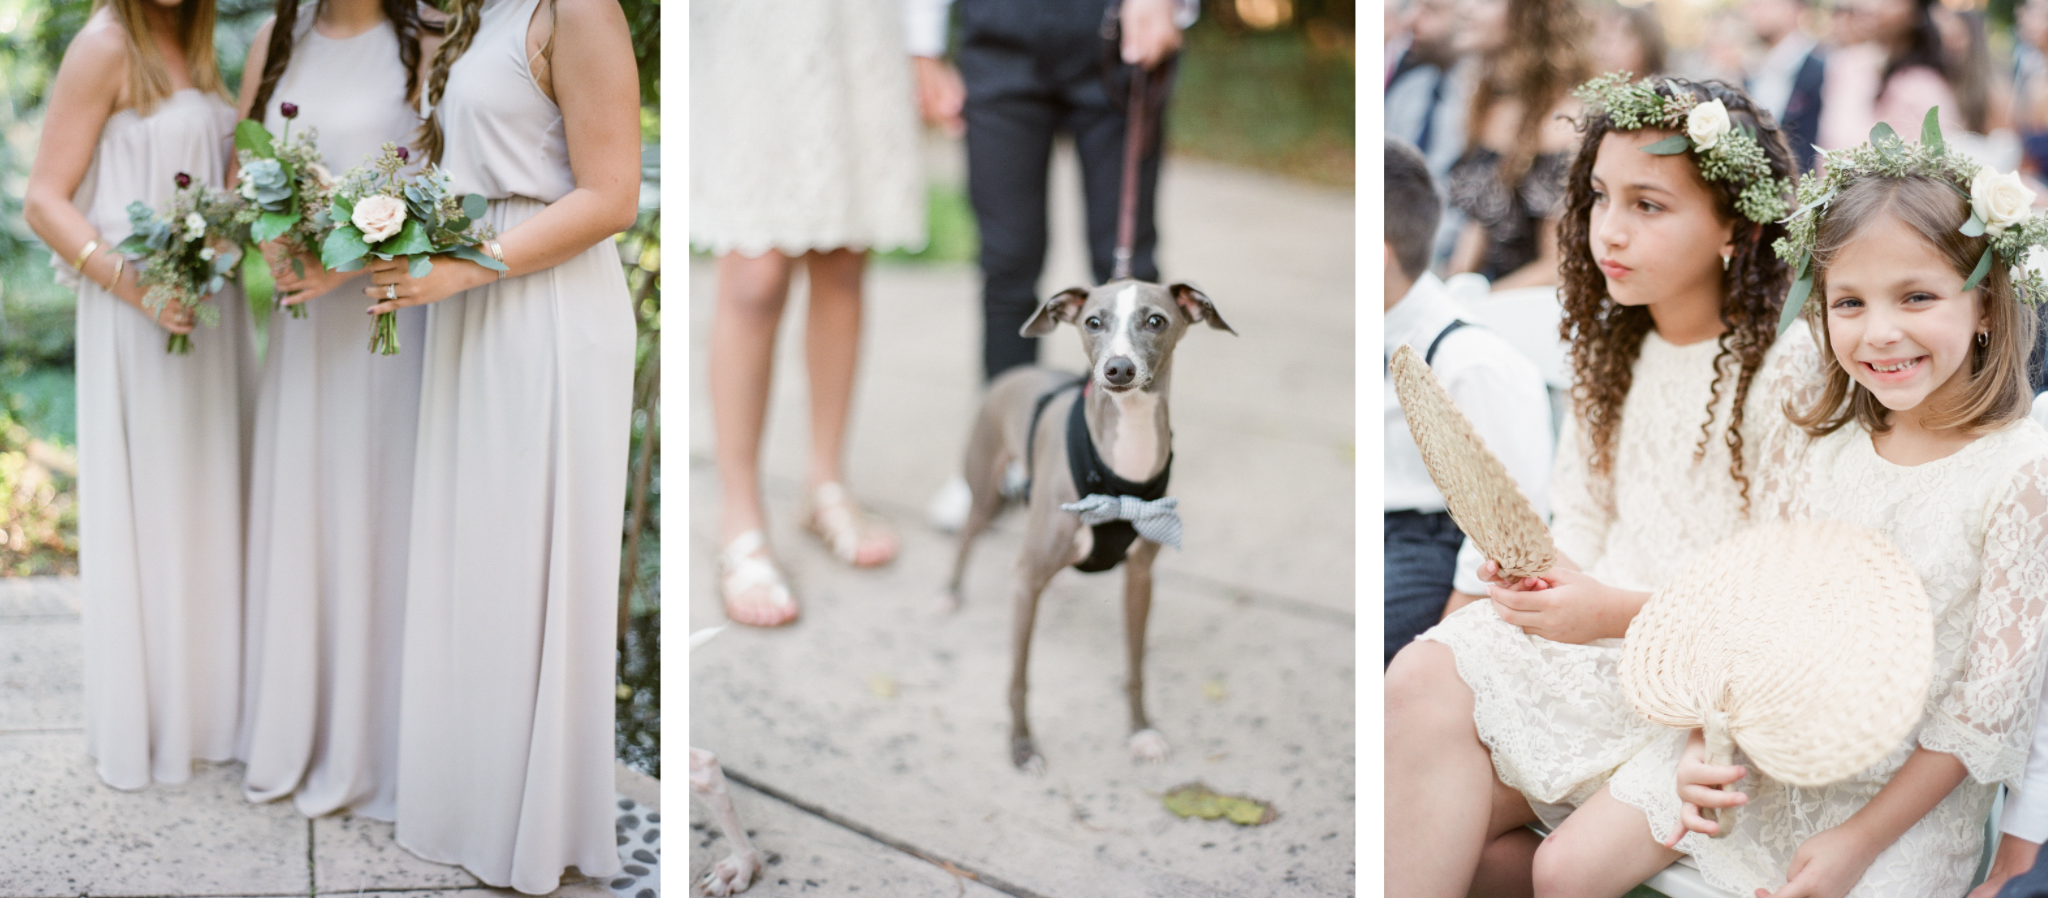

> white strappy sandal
[804,482,898,568]
[719,530,798,627]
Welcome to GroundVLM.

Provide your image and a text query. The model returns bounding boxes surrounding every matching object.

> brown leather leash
[1101,7,1176,281]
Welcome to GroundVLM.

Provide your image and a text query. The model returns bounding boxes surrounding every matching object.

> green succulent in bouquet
[321,143,506,354]
[116,173,240,355]
[230,102,337,325]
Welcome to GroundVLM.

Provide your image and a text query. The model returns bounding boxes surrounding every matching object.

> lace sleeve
[1744,322,1825,523]
[1547,409,1612,571]
[1920,453,2048,788]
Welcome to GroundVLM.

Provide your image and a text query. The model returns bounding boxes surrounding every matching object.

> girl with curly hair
[1386,77,1824,897]
[1444,0,1594,289]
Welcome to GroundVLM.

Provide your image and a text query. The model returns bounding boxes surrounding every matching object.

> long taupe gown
[392,0,634,888]
[70,88,256,790]
[237,11,426,821]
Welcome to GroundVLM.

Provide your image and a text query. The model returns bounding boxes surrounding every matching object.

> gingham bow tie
[1060,494,1182,550]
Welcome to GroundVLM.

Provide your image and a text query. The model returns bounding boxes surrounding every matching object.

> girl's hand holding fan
[320,143,506,354]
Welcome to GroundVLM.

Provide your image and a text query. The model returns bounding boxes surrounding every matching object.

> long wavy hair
[248,0,441,126]
[1465,0,1595,187]
[1789,174,2035,438]
[97,0,227,116]
[1555,78,1798,511]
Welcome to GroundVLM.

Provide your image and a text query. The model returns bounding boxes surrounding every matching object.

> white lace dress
[1418,326,1823,825]
[688,0,925,256]
[1609,415,2048,897]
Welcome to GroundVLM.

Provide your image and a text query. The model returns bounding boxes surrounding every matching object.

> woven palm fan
[1389,343,1555,579]
[1620,519,1932,835]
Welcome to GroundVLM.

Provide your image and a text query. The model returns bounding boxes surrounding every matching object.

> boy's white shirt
[1383,272,1556,596]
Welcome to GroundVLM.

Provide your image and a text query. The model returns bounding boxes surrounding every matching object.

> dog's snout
[1103,356,1137,387]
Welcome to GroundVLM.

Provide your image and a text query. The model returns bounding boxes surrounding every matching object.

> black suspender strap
[1424,319,1469,366]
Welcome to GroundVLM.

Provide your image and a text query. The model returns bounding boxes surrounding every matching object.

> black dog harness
[1025,377,1174,573]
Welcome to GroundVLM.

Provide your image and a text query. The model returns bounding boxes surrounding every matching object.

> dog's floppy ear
[1170,283,1236,335]
[1020,287,1090,337]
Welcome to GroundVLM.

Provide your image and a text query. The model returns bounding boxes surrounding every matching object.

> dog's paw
[1011,736,1046,774]
[1129,728,1171,763]
[702,848,761,896]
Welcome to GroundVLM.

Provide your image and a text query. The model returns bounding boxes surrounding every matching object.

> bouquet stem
[284,302,308,319]
[166,332,192,355]
[369,310,400,355]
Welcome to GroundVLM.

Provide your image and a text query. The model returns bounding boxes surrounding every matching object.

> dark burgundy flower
[395,146,410,163]
[280,102,299,119]
[174,172,192,189]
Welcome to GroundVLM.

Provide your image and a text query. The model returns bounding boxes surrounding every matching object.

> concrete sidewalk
[0,575,661,898]
[687,147,1356,896]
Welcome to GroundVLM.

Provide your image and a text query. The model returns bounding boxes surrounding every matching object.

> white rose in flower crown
[1972,168,2035,237]
[1687,99,1731,153]
[352,194,407,243]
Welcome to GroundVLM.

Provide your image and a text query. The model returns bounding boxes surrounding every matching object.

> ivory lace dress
[1417,326,1823,825]
[1609,411,2048,897]
[237,12,425,820]
[67,89,256,790]
[392,0,633,889]
[688,0,924,256]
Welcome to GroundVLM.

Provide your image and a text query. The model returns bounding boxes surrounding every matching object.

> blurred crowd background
[1385,0,2048,285]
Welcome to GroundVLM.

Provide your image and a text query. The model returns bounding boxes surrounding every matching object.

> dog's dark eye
[1084,316,1103,330]
[1146,314,1167,329]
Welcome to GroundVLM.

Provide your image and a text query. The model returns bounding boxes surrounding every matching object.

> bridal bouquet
[321,143,505,354]
[230,102,336,322]
[116,173,240,355]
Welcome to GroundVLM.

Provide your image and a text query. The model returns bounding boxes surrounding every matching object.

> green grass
[2,367,73,448]
[1167,22,1355,186]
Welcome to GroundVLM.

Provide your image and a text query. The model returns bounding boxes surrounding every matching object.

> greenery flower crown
[1772,108,2048,335]
[1573,72,1795,226]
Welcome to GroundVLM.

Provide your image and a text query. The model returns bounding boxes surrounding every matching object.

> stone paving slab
[312,815,482,893]
[0,617,83,731]
[0,732,310,898]
[687,776,1014,898]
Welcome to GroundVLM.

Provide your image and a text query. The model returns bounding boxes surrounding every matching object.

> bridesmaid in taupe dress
[23,0,254,791]
[232,0,440,821]
[359,0,639,889]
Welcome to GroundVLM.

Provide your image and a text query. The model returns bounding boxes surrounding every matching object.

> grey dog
[943,278,1234,772]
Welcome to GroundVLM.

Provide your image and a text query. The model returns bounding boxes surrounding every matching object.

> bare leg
[1470,813,1541,898]
[800,248,896,566]
[1530,785,1681,898]
[1386,640,1516,898]
[690,747,762,896]
[711,250,794,544]
[710,251,797,625]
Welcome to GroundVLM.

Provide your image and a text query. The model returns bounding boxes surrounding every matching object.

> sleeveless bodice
[77,90,237,241]
[263,12,422,172]
[433,0,572,202]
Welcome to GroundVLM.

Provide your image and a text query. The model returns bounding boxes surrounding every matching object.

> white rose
[1972,168,2035,237]
[1687,99,1731,153]
[236,170,257,201]
[352,194,407,243]
[183,212,207,241]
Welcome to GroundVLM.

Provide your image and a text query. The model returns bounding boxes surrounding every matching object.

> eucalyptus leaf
[251,210,297,244]
[329,193,356,223]
[241,248,274,333]
[1962,213,1986,237]
[1871,121,1901,150]
[382,219,435,257]
[333,256,367,273]
[407,253,434,279]
[1640,135,1692,155]
[462,193,487,219]
[1963,246,1994,292]
[1779,273,1813,335]
[1920,107,1944,153]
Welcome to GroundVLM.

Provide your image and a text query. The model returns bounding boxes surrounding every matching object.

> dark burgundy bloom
[280,102,299,119]
[395,146,410,163]
[174,172,192,189]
